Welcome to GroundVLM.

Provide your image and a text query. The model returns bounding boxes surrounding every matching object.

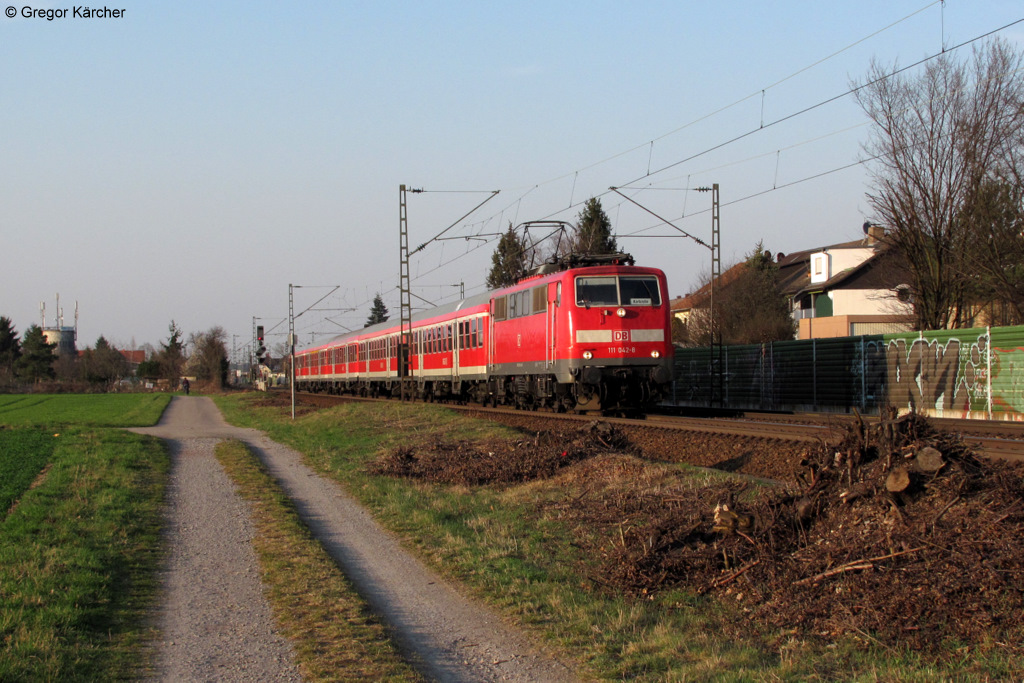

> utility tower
[398,185,413,400]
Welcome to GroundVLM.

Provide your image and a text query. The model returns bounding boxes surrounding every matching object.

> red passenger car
[294,253,674,413]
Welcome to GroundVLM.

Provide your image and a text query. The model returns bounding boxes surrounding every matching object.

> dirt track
[130,397,576,682]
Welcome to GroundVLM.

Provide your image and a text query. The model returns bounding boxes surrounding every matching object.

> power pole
[609,183,722,406]
[708,183,722,407]
[399,185,413,400]
[289,284,296,420]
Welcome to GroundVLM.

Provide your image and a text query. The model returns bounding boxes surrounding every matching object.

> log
[914,446,945,473]
[886,466,911,493]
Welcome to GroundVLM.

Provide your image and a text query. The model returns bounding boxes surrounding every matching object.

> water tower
[41,294,78,356]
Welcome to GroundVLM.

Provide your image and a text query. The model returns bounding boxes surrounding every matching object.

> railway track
[285,391,1024,462]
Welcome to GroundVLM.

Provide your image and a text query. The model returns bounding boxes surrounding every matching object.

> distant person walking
[182,378,190,395]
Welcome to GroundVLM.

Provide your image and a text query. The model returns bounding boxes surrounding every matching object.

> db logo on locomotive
[613,330,630,342]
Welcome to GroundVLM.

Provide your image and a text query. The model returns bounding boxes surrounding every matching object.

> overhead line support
[399,185,412,400]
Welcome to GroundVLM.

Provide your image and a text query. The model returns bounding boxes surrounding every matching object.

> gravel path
[132,396,577,683]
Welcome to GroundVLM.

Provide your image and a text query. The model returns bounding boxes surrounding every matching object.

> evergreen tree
[725,242,796,344]
[158,320,186,382]
[136,356,161,380]
[0,316,20,382]
[15,324,56,382]
[572,197,618,255]
[683,242,795,346]
[365,294,390,327]
[486,224,528,289]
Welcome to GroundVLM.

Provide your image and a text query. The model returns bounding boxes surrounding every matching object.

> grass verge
[214,439,422,682]
[215,393,1021,681]
[0,428,168,680]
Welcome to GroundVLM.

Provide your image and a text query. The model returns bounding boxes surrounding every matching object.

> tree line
[0,317,230,390]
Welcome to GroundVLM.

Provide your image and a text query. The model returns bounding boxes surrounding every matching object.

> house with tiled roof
[777,226,913,339]
[671,225,914,343]
[668,262,746,326]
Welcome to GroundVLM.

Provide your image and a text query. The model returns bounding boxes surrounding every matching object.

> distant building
[41,295,78,356]
[118,349,146,373]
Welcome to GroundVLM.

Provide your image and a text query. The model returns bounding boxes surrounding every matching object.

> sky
[2,1,1022,359]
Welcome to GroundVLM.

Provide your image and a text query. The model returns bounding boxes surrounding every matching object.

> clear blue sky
[2,1,1022,357]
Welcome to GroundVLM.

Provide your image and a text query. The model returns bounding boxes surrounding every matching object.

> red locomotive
[293,253,674,413]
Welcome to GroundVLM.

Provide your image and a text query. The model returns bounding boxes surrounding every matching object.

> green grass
[0,428,58,518]
[215,440,422,682]
[216,392,1024,681]
[0,394,171,428]
[0,428,169,681]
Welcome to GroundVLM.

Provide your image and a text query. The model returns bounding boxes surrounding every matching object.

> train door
[488,300,495,371]
[453,320,461,379]
[546,281,560,368]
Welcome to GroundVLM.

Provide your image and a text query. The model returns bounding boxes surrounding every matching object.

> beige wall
[799,314,912,340]
[830,288,910,316]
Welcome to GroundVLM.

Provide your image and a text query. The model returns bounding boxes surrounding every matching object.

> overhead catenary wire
[452,1,947,230]
[389,12,1024,329]
[423,10,1024,253]
[295,8,1024,342]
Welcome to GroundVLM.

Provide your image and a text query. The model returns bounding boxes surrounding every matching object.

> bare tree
[854,39,1024,330]
[186,326,229,386]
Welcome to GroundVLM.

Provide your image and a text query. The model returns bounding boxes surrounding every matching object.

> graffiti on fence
[884,335,976,415]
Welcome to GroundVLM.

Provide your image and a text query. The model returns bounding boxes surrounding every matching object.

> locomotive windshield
[576,275,661,307]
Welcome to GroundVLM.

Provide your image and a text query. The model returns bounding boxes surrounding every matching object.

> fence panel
[668,324,1024,420]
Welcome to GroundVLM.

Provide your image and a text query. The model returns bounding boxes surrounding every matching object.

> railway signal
[256,325,267,364]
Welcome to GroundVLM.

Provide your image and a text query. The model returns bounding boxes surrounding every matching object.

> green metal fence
[669,324,1024,420]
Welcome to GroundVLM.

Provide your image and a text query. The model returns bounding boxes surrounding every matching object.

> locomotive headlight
[582,350,594,360]
[616,307,626,318]
[651,350,661,359]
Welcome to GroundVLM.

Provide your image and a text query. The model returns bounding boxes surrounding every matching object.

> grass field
[0,394,169,680]
[0,393,170,427]
[215,392,1024,682]
[0,428,57,518]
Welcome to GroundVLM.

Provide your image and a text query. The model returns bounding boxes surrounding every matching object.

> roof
[670,234,902,311]
[119,349,146,364]
[669,262,747,313]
